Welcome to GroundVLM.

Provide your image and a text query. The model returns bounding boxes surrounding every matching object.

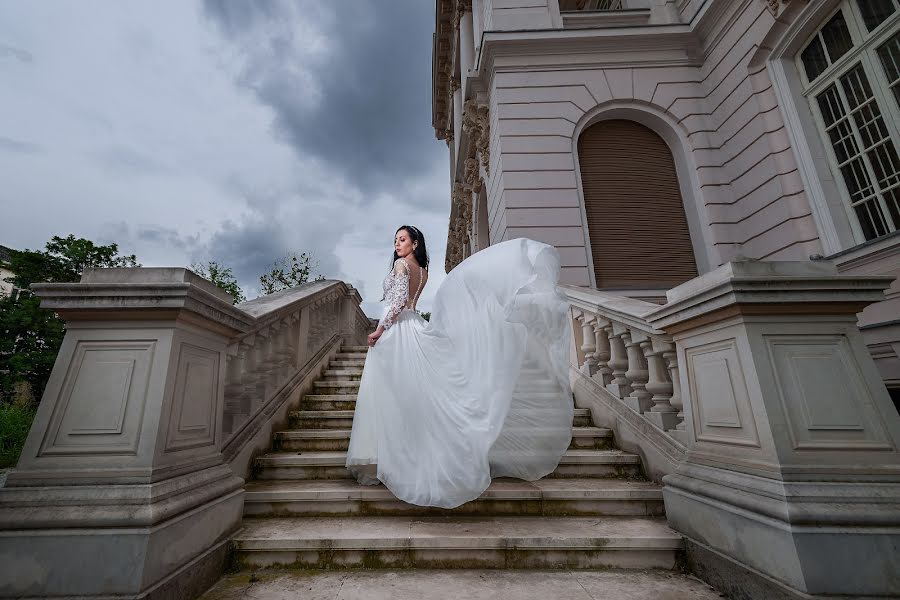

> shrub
[0,397,36,469]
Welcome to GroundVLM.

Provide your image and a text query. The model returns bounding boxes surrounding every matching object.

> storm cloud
[0,1,450,315]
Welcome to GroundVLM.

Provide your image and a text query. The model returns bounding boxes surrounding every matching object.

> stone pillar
[647,261,900,598]
[605,323,631,398]
[0,268,253,600]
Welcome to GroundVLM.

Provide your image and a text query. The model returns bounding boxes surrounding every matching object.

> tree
[0,235,139,404]
[191,261,246,305]
[259,252,325,295]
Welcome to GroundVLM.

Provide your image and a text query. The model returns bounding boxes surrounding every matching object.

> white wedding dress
[345,238,573,509]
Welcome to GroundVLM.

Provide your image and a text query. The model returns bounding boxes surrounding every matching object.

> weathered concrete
[648,261,900,597]
[200,569,722,600]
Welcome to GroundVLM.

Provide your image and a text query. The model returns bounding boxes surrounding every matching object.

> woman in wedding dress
[345,225,574,509]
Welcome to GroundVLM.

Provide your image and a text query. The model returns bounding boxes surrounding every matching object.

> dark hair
[390,225,429,271]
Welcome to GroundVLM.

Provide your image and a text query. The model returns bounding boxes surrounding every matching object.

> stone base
[0,474,244,599]
[663,466,900,598]
[644,410,679,431]
[623,396,653,414]
[683,539,896,600]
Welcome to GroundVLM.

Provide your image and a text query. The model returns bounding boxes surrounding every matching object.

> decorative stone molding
[764,0,805,17]
[464,157,483,193]
[462,99,490,175]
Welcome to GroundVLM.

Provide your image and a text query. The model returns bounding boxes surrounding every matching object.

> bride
[345,224,574,509]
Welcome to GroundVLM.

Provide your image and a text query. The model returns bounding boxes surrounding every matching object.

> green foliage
[1,235,139,404]
[259,252,325,295]
[7,234,138,289]
[0,396,36,468]
[418,311,431,322]
[191,261,246,305]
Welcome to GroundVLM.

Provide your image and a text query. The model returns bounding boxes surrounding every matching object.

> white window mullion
[799,1,900,242]
[832,67,895,235]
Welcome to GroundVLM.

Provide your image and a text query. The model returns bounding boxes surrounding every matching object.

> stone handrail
[221,279,370,459]
[563,284,685,438]
[0,266,372,599]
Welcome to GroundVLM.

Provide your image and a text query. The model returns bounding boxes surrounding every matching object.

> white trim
[571,103,716,288]
[769,0,900,253]
[768,0,858,254]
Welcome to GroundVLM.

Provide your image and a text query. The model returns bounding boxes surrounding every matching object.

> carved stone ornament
[462,100,491,175]
[765,0,805,16]
[464,158,482,192]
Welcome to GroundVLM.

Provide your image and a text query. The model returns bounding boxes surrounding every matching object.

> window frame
[795,0,900,244]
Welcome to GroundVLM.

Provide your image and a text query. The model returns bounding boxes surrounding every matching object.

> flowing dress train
[345,237,573,509]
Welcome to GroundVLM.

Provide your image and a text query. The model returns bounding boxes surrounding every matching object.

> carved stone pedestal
[0,268,252,599]
[648,261,900,598]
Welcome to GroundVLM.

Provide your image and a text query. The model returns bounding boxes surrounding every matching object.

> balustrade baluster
[623,330,652,413]
[579,314,598,376]
[605,322,631,398]
[592,318,612,385]
[663,350,687,441]
[642,338,680,430]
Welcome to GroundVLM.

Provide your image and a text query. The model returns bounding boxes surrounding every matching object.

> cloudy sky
[0,0,450,317]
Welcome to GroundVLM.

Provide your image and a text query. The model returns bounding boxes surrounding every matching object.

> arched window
[577,119,698,289]
[798,1,900,242]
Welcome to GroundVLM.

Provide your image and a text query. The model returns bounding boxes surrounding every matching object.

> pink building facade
[434,0,900,398]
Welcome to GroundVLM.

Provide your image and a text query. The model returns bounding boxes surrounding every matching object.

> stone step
[341,346,370,353]
[254,449,641,480]
[301,395,359,411]
[330,359,366,368]
[243,478,664,517]
[313,380,360,394]
[290,408,595,429]
[334,352,368,360]
[291,410,356,429]
[231,516,682,570]
[323,369,363,379]
[275,427,613,452]
[202,569,722,600]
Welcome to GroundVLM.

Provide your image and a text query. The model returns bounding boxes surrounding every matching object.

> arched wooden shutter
[578,120,698,289]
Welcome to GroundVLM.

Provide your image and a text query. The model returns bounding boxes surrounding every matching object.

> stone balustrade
[565,286,685,439]
[220,282,364,460]
[565,261,900,598]
[0,268,370,600]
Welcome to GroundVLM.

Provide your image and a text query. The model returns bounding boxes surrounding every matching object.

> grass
[0,401,36,469]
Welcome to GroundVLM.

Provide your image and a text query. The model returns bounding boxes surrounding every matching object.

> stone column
[647,261,900,598]
[622,330,652,414]
[0,268,253,600]
[592,318,612,386]
[579,315,597,376]
[605,323,631,398]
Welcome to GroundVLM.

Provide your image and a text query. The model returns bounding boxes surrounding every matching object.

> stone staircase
[231,344,683,570]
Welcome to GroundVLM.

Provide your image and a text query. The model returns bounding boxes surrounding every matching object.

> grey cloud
[196,208,346,296]
[202,0,441,198]
[0,42,33,63]
[0,136,41,154]
[136,225,198,250]
[92,145,173,176]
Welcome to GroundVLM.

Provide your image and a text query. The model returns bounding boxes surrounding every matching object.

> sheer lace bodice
[379,258,427,330]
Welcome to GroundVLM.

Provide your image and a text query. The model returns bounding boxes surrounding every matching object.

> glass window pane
[839,64,874,110]
[854,200,889,239]
[856,0,897,32]
[828,120,859,163]
[816,84,845,126]
[885,187,900,226]
[867,140,900,188]
[802,36,829,82]
[821,11,855,63]
[877,32,900,108]
[841,157,877,202]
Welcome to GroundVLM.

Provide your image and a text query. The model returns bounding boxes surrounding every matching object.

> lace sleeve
[379,259,410,330]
